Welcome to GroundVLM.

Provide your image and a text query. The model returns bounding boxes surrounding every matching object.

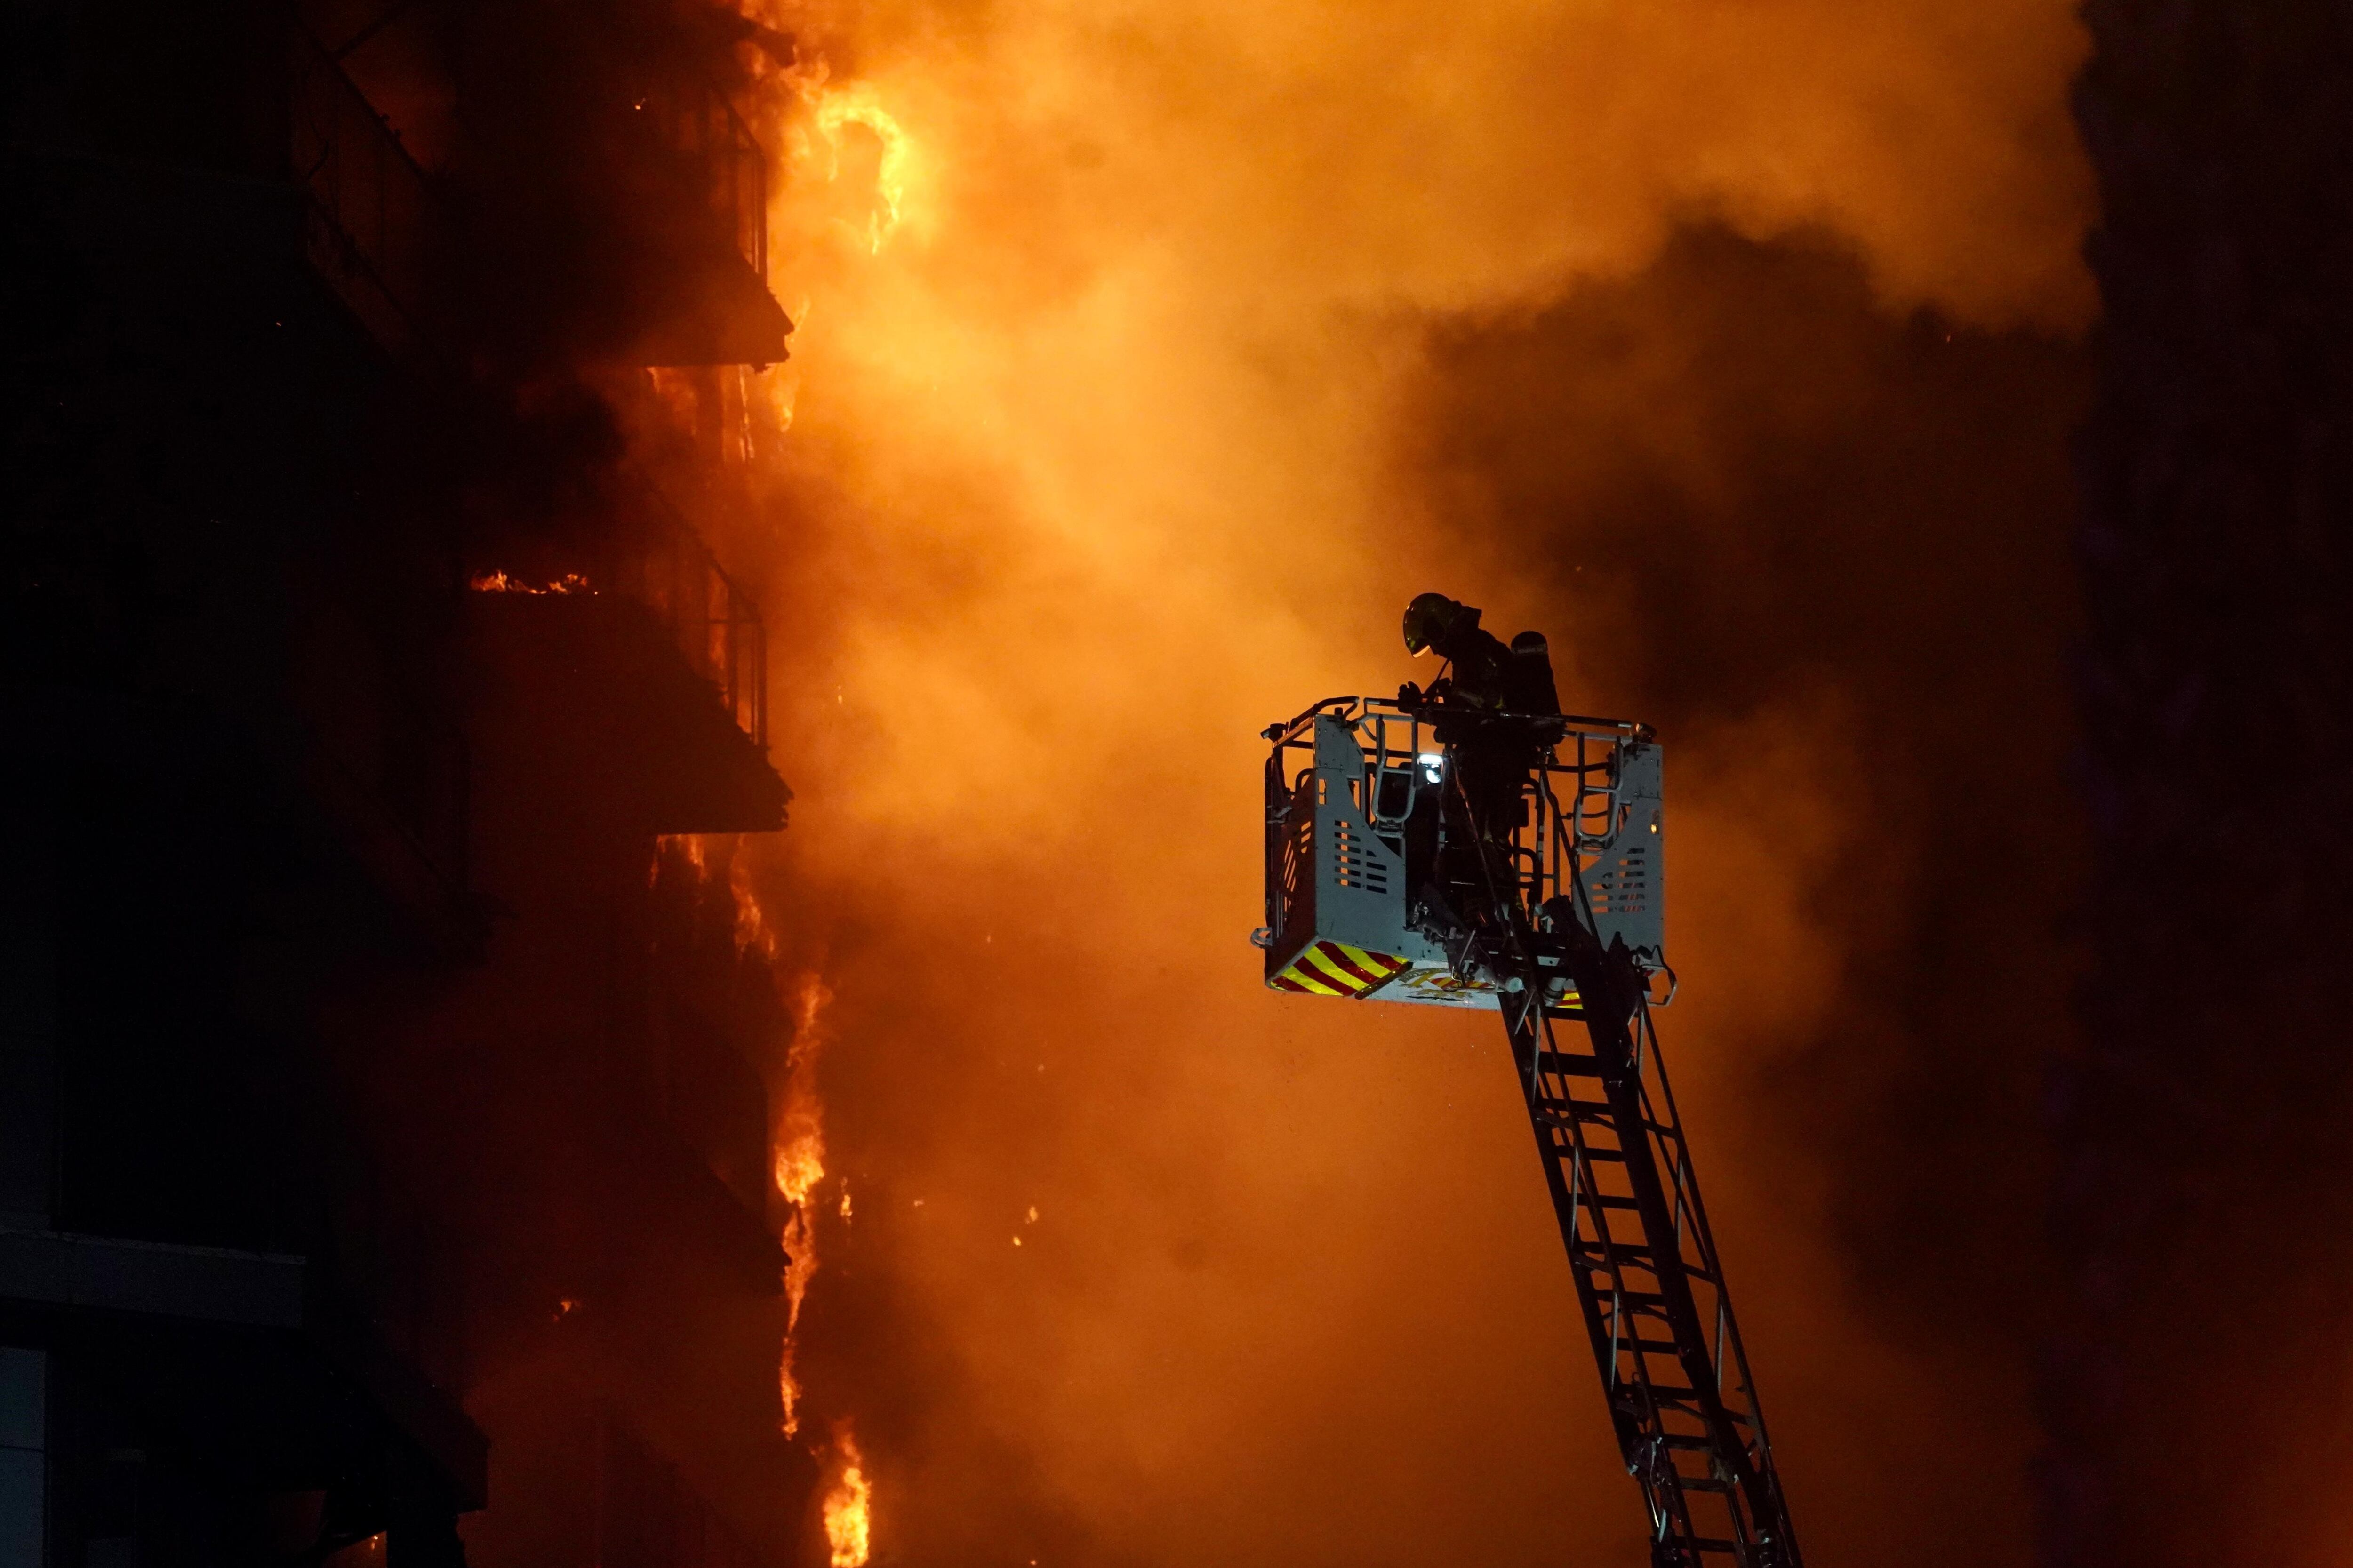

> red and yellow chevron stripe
[1269,941,1408,998]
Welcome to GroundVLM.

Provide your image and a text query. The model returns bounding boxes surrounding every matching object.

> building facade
[3,4,804,1565]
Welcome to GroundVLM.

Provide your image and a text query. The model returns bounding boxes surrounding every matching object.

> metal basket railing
[1261,696,1661,971]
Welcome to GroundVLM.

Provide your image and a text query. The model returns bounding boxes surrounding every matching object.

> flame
[775,1138,825,1208]
[772,55,911,256]
[731,848,780,961]
[760,363,800,434]
[814,87,909,255]
[712,852,836,1439]
[733,366,757,465]
[778,1338,802,1442]
[822,1423,873,1568]
[468,571,591,594]
[652,834,712,887]
[773,969,834,1434]
[776,972,832,1212]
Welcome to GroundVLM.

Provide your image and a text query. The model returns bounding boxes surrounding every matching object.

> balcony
[291,32,434,358]
[608,498,771,757]
[287,28,789,368]
[467,504,787,839]
[625,78,791,367]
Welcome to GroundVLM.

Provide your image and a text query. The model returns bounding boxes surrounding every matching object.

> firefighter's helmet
[1403,592,1477,656]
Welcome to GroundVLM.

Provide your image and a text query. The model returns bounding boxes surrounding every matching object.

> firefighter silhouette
[1399,592,1564,947]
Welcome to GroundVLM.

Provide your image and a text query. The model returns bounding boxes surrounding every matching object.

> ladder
[1254,693,1803,1565]
[1483,924,1801,1568]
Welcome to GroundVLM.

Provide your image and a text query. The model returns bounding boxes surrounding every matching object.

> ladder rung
[1571,1245,1657,1272]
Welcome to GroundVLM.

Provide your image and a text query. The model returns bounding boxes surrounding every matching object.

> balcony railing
[618,504,769,752]
[632,76,768,288]
[290,31,432,353]
[474,505,769,760]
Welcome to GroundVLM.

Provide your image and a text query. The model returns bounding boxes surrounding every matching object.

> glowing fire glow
[777,1338,802,1441]
[775,969,834,1435]
[812,83,908,255]
[711,849,838,1440]
[768,52,912,256]
[652,834,711,887]
[822,1423,873,1568]
[775,1137,825,1208]
[732,851,779,961]
[468,571,591,594]
[744,36,908,257]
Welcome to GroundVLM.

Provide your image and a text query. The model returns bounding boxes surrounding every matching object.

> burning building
[2,3,819,1567]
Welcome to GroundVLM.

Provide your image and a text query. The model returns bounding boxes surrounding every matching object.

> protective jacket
[1416,601,1561,721]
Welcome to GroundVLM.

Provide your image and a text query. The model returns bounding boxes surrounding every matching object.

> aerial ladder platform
[1257,696,1801,1568]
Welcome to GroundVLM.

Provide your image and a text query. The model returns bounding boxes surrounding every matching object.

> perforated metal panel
[1581,739,1665,968]
[1262,700,1668,1007]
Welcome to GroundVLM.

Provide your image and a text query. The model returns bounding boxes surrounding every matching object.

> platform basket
[1260,697,1664,1008]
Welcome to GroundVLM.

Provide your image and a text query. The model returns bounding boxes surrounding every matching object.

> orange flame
[822,1423,873,1568]
[775,1138,825,1209]
[773,55,912,256]
[773,969,833,1434]
[716,854,834,1439]
[777,1339,802,1443]
[468,570,591,594]
[731,848,780,961]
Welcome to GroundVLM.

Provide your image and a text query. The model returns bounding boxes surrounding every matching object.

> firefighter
[1398,592,1564,941]
[1400,592,1562,824]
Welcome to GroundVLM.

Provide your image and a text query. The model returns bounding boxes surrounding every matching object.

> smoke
[1398,227,2089,1561]
[704,1,2095,1564]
